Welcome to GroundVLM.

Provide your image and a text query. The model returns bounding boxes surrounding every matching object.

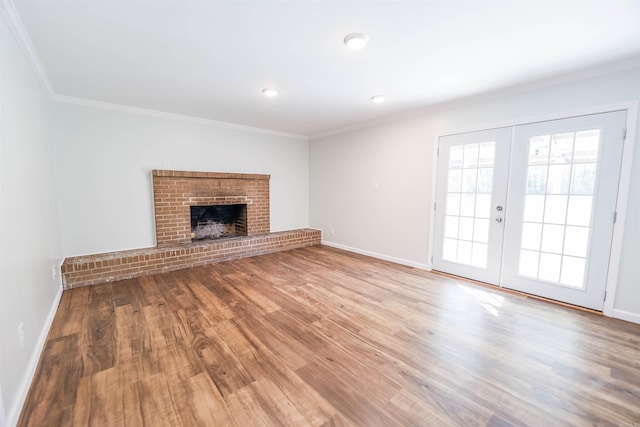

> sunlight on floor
[458,285,505,317]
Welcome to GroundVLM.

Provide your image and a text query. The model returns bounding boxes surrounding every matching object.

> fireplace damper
[190,204,247,241]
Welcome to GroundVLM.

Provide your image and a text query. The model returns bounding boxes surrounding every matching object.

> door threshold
[431,270,603,316]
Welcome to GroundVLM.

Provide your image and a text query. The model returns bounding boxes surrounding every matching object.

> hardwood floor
[18,246,640,426]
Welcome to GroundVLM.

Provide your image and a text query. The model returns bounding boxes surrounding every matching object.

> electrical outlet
[18,323,25,347]
[330,226,335,235]
[51,264,58,281]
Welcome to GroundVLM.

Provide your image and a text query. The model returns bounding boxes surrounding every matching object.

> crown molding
[52,94,309,141]
[0,0,54,97]
[309,57,640,140]
[1,0,308,141]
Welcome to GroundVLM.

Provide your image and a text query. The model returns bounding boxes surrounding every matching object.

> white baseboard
[321,240,429,270]
[611,308,640,325]
[7,286,63,427]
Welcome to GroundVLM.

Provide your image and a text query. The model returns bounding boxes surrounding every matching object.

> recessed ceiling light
[344,33,369,50]
[370,95,385,103]
[262,88,278,97]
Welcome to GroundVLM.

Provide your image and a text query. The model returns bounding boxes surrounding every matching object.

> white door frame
[427,101,638,319]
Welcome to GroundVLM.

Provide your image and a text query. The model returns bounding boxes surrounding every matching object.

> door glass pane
[442,141,496,268]
[550,133,574,164]
[475,194,491,218]
[560,256,586,287]
[547,165,571,194]
[526,166,547,193]
[479,142,495,167]
[443,238,457,260]
[462,169,478,192]
[458,217,474,240]
[458,240,472,264]
[448,170,462,192]
[566,196,592,226]
[519,250,539,278]
[477,168,493,192]
[571,164,597,194]
[473,218,490,243]
[523,195,545,222]
[463,144,479,168]
[460,194,475,216]
[449,146,464,168]
[444,216,459,238]
[521,222,542,250]
[471,243,488,267]
[544,195,567,224]
[563,226,589,257]
[528,135,550,164]
[538,253,561,282]
[540,224,564,253]
[517,130,601,289]
[446,193,461,215]
[573,130,600,162]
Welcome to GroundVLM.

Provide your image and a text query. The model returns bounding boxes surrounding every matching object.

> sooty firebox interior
[190,204,247,241]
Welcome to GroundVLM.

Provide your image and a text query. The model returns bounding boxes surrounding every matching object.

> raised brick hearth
[61,170,320,289]
[61,229,320,288]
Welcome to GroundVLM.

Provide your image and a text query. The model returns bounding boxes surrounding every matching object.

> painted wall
[0,14,62,426]
[50,103,309,257]
[310,67,640,318]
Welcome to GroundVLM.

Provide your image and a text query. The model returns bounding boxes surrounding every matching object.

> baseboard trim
[321,240,429,270]
[7,286,63,427]
[611,308,640,325]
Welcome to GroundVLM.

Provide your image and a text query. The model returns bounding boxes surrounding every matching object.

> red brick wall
[153,170,270,246]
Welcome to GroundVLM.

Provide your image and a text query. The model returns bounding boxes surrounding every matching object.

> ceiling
[10,0,640,138]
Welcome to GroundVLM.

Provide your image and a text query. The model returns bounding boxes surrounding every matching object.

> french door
[432,111,627,310]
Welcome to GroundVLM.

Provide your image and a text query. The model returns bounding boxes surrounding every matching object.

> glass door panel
[433,128,512,284]
[502,111,627,310]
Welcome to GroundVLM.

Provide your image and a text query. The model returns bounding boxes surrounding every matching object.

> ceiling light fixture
[344,33,369,50]
[370,95,385,103]
[262,88,278,97]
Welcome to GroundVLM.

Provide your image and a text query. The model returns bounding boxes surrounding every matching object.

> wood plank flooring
[18,245,640,426]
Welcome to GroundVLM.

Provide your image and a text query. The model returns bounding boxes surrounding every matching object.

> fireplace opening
[190,204,247,241]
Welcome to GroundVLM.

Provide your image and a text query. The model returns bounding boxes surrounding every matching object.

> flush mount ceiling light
[370,95,385,103]
[344,33,369,50]
[262,88,278,97]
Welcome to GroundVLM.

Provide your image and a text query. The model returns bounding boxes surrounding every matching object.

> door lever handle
[495,217,503,223]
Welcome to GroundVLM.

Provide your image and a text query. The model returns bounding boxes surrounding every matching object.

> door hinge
[434,202,437,211]
[431,255,434,263]
[437,146,440,157]
[603,291,607,302]
[613,212,617,224]
[623,128,627,142]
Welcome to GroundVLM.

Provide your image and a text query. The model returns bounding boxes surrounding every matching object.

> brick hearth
[60,170,320,289]
[61,229,320,289]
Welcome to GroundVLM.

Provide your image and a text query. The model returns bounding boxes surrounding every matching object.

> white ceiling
[11,0,640,138]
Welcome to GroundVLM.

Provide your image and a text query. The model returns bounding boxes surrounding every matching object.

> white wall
[310,67,640,318]
[0,14,62,426]
[50,103,309,256]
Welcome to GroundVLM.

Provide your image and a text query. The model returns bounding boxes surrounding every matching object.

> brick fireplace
[61,170,320,289]
[153,170,270,246]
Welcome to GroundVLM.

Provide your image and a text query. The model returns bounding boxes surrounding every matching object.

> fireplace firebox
[190,204,247,241]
